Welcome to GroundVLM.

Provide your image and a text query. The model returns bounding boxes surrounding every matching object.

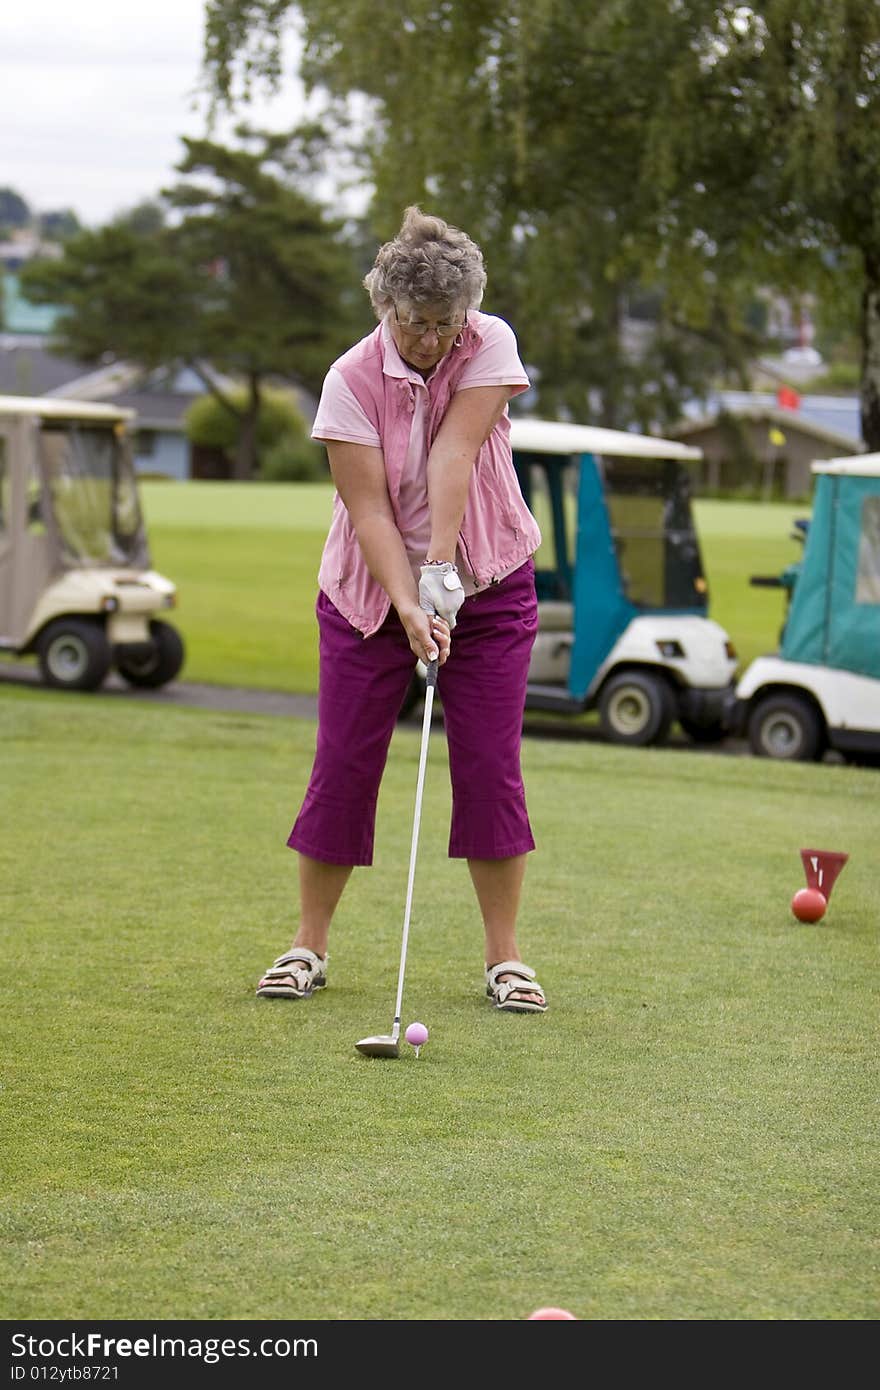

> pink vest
[317,319,541,636]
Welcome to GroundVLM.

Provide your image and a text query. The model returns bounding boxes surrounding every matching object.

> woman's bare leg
[467,855,542,1005]
[265,854,353,988]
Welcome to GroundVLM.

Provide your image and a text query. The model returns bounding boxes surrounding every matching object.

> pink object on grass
[527,1307,578,1319]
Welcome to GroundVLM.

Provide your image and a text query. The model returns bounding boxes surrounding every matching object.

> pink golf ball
[405,1021,428,1047]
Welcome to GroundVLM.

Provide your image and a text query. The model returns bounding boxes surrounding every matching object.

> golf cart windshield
[602,457,707,611]
[38,422,148,568]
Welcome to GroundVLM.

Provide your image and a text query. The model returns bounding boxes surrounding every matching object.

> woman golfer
[257,206,547,1014]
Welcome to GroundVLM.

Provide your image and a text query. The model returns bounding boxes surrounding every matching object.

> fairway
[125,483,805,692]
[2,685,877,1320]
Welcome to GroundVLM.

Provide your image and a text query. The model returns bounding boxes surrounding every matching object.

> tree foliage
[0,187,31,231]
[185,382,306,450]
[37,209,81,242]
[115,201,167,236]
[203,0,880,446]
[21,128,365,477]
[21,223,195,367]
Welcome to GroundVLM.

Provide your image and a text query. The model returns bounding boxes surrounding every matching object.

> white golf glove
[419,561,465,629]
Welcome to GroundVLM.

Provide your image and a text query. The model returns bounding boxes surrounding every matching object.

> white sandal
[256,948,328,1000]
[485,960,548,1013]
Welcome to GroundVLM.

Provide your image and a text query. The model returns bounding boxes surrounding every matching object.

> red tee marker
[800,848,849,904]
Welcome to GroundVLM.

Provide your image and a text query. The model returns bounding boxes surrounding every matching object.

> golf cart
[726,453,880,762]
[403,418,737,747]
[0,394,184,692]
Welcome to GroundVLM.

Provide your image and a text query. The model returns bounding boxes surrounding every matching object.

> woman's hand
[397,601,452,667]
[419,562,465,629]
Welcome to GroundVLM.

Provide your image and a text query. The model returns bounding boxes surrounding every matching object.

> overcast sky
[0,1,330,227]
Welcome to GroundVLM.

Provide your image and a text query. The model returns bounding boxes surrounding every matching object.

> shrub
[259,436,328,482]
[184,386,310,455]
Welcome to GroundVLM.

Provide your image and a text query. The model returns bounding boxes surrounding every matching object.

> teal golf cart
[404,418,737,747]
[511,419,736,745]
[727,453,880,761]
[0,394,184,691]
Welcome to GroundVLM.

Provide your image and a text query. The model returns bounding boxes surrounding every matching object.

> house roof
[678,389,862,447]
[0,336,319,433]
[44,360,144,400]
[673,404,864,454]
[0,335,91,396]
[101,390,202,430]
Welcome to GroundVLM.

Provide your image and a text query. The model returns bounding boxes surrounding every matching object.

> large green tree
[665,1,880,448]
[204,1,880,446]
[22,128,364,477]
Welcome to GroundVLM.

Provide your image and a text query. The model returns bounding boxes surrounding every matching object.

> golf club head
[355,1034,400,1059]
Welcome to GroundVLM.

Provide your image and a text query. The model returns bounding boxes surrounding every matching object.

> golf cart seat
[530,600,574,683]
[537,599,573,632]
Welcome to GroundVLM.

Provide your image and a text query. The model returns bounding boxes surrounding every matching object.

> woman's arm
[426,385,515,562]
[325,439,448,664]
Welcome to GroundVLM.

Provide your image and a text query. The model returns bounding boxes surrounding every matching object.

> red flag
[776,385,801,410]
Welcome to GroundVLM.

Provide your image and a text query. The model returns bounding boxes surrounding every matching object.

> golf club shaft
[391,659,438,1037]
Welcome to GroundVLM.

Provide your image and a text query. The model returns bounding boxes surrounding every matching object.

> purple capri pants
[288,557,538,864]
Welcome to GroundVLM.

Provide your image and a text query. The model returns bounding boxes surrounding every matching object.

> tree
[38,209,81,242]
[22,128,365,477]
[114,201,166,236]
[0,187,31,232]
[655,1,880,448]
[21,221,195,363]
[185,381,325,479]
[203,1,880,447]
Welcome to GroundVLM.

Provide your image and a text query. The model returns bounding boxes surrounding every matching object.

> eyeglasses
[393,306,467,339]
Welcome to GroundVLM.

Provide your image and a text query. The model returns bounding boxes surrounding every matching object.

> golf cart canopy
[509,418,703,461]
[782,451,880,679]
[812,453,880,477]
[0,395,134,426]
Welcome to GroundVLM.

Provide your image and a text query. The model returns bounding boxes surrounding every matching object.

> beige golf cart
[0,394,184,691]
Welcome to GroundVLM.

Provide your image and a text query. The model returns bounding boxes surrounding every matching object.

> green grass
[1,685,877,1320]
[141,482,333,692]
[694,499,806,667]
[133,484,806,690]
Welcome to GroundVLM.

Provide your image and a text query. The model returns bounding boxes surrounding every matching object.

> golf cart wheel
[37,619,112,692]
[747,692,824,761]
[115,620,185,689]
[679,716,727,745]
[598,671,674,747]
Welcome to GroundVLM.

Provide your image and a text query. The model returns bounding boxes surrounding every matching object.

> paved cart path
[0,658,770,756]
[0,660,320,719]
[5,659,860,763]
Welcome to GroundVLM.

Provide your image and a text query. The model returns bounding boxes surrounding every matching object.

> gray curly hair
[363,205,487,319]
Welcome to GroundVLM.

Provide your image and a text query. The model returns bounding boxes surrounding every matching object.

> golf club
[356,657,438,1058]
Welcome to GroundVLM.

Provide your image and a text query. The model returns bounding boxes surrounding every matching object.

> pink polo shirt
[311,311,540,637]
[312,312,530,593]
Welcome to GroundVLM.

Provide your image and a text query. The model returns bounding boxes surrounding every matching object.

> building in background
[0,274,316,479]
[674,389,863,498]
